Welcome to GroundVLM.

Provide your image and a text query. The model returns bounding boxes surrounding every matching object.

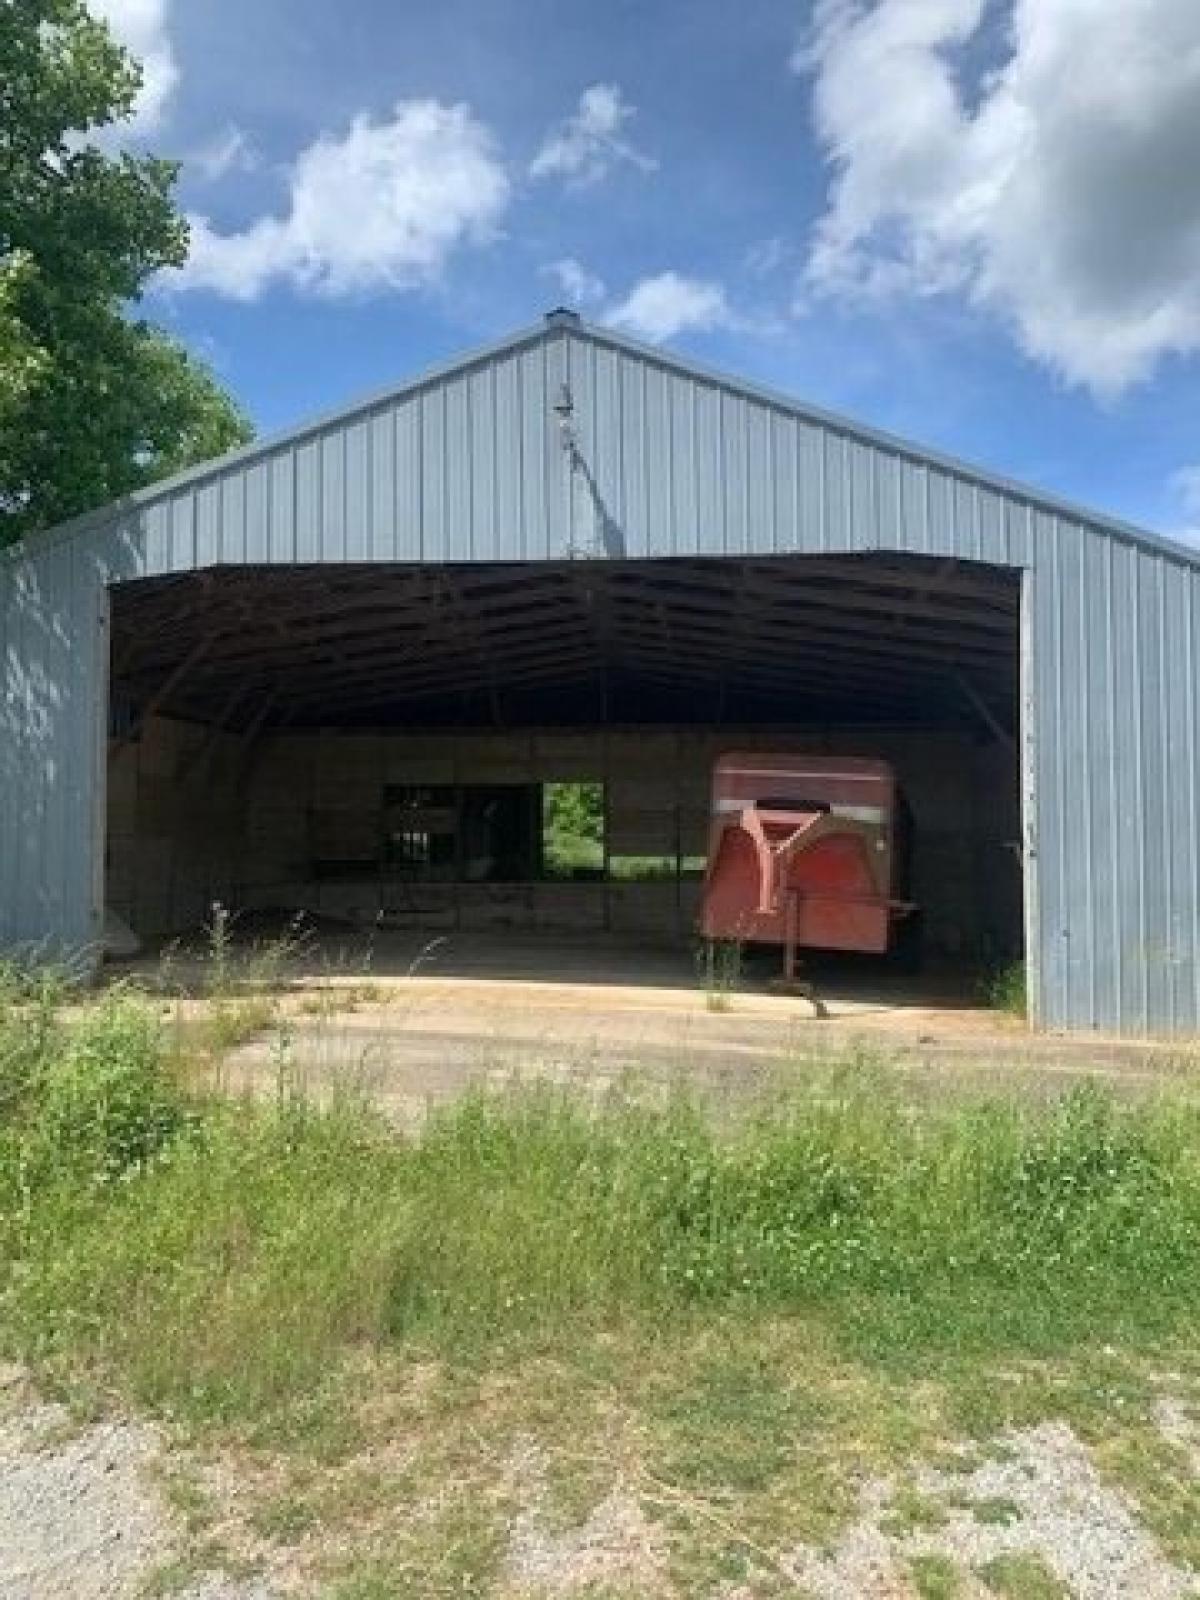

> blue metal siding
[0,540,104,955]
[2,319,1199,1033]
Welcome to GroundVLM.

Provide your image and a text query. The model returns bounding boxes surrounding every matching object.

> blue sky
[93,0,1200,540]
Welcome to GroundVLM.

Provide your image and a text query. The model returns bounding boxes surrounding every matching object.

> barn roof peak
[6,311,1200,575]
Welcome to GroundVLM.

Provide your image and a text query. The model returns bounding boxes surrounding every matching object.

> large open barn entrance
[104,554,1023,999]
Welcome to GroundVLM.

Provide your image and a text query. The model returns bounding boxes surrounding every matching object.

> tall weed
[26,993,189,1186]
[4,986,1200,1423]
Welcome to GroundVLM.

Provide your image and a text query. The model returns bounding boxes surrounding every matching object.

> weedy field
[2,958,1200,1598]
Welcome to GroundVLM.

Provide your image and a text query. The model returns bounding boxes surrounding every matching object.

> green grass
[977,1551,1068,1598]
[983,960,1028,1019]
[6,987,1200,1410]
[966,1495,1022,1526]
[5,982,1200,1590]
[695,938,742,1011]
[909,1552,965,1599]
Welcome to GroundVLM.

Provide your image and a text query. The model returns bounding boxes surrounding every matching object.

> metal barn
[1,311,1198,1034]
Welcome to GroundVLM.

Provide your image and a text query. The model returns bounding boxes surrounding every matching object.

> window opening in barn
[377,780,711,887]
[383,783,544,884]
[382,786,458,880]
[460,786,542,883]
[542,782,606,880]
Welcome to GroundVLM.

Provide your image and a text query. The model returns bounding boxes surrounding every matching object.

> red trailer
[699,753,916,982]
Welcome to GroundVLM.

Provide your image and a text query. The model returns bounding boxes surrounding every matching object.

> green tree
[0,0,251,546]
[543,781,605,879]
[547,780,604,847]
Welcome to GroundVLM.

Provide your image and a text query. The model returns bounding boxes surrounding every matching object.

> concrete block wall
[228,724,1021,958]
[105,720,1020,958]
[105,714,242,940]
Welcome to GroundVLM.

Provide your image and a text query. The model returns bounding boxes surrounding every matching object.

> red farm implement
[698,753,917,986]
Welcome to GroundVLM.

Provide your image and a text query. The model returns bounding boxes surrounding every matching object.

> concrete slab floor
[132,922,981,1007]
[123,928,1199,1122]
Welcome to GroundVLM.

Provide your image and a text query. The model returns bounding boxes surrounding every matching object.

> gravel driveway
[0,1373,276,1600]
[2,1367,1196,1599]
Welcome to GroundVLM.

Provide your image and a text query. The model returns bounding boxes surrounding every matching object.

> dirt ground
[127,929,1199,1119]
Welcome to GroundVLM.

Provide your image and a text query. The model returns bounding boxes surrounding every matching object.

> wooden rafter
[108,553,1019,731]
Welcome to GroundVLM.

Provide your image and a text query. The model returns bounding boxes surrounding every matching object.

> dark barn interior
[105,552,1023,987]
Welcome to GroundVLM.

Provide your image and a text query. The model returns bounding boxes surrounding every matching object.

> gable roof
[7,309,1199,574]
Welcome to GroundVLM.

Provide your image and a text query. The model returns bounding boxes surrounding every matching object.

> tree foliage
[0,0,251,546]
[545,780,604,847]
[543,780,605,879]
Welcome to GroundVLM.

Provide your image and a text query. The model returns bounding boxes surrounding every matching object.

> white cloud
[799,0,1200,397]
[606,272,731,343]
[542,257,607,305]
[87,0,178,132]
[170,100,510,301]
[189,125,259,183]
[530,84,656,185]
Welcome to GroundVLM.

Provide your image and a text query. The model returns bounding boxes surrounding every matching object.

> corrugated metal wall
[1,319,1198,1031]
[0,536,108,959]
